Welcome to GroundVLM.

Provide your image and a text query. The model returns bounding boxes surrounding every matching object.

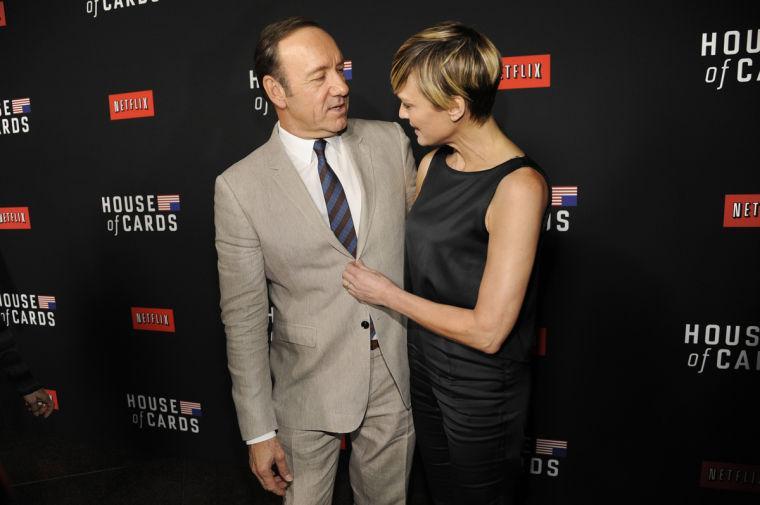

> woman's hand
[342,260,398,307]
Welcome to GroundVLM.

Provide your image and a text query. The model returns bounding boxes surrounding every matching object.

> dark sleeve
[0,319,42,396]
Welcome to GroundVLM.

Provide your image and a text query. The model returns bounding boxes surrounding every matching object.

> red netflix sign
[45,389,60,411]
[0,207,31,229]
[499,54,551,90]
[131,307,175,332]
[109,90,155,121]
[700,461,760,492]
[0,2,7,27]
[723,194,760,227]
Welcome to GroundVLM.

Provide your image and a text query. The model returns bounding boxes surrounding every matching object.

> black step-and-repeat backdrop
[1,1,759,503]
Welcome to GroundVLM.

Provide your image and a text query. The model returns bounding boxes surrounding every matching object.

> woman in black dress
[342,22,549,504]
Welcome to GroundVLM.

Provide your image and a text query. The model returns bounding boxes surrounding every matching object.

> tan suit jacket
[214,119,416,440]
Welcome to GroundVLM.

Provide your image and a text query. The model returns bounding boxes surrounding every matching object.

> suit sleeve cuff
[246,430,277,445]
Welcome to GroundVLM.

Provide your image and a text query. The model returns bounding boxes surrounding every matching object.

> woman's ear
[447,96,466,122]
[263,75,287,109]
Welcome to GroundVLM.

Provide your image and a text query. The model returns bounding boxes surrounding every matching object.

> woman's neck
[445,117,523,172]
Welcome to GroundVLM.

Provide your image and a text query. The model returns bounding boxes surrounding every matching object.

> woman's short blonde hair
[391,22,502,124]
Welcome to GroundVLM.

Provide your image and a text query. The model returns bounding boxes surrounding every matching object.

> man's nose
[330,71,350,96]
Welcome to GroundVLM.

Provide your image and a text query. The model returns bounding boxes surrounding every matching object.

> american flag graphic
[343,60,353,80]
[12,98,31,114]
[157,194,180,212]
[551,186,577,207]
[536,438,567,457]
[180,401,202,417]
[38,295,56,310]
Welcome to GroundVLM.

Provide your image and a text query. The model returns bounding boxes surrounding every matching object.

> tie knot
[313,139,327,157]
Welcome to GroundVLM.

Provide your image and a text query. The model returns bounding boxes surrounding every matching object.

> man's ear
[263,75,287,109]
[447,96,466,123]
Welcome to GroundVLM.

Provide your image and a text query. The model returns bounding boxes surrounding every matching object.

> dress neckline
[440,145,528,175]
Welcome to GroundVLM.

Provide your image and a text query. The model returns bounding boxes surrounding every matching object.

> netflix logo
[131,307,175,332]
[109,90,155,121]
[0,207,31,229]
[724,194,760,227]
[0,2,7,27]
[45,389,60,411]
[700,461,760,492]
[499,54,551,90]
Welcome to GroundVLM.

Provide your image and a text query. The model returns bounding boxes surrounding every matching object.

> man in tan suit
[214,17,416,505]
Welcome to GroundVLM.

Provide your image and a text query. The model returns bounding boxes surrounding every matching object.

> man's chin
[330,116,348,134]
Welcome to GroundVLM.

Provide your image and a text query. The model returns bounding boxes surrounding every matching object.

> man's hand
[23,389,53,418]
[249,436,293,496]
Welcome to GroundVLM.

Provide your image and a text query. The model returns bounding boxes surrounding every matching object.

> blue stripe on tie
[338,216,355,242]
[326,185,343,216]
[321,168,333,193]
[331,199,349,230]
[313,138,358,258]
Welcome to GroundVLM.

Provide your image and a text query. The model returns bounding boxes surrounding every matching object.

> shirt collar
[277,122,342,168]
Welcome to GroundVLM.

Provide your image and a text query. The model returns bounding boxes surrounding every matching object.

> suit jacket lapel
[265,128,354,258]
[343,124,375,259]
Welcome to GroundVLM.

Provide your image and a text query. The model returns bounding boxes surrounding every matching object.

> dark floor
[0,414,432,505]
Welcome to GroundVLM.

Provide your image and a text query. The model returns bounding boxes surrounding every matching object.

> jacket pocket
[274,322,316,348]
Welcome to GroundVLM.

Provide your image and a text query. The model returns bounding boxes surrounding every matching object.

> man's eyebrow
[305,60,344,78]
[305,64,330,77]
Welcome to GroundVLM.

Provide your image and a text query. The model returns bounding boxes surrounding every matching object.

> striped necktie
[313,139,357,257]
[313,139,376,339]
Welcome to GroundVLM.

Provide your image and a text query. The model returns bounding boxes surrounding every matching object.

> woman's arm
[343,167,547,354]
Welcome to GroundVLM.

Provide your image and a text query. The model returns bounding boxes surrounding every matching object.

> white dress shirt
[247,123,366,446]
[277,123,362,235]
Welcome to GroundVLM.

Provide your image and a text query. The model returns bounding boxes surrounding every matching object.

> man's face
[276,27,349,138]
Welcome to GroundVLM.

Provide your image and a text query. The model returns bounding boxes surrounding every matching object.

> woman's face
[396,74,456,146]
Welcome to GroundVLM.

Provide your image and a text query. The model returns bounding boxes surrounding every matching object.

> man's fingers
[258,467,285,496]
[257,464,286,495]
[274,452,293,482]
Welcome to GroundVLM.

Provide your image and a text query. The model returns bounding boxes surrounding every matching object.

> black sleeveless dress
[405,145,548,505]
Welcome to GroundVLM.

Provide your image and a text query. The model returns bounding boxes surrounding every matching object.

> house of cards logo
[499,54,551,90]
[0,293,56,327]
[0,1,7,27]
[723,194,760,227]
[86,0,159,19]
[0,207,31,230]
[701,29,760,90]
[101,194,179,236]
[131,307,175,333]
[547,186,577,232]
[0,97,31,136]
[126,393,201,434]
[684,323,759,373]
[108,90,155,120]
[700,461,760,493]
[528,438,567,478]
[342,60,353,80]
[248,71,270,116]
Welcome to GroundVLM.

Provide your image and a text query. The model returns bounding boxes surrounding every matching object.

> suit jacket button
[361,320,370,329]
